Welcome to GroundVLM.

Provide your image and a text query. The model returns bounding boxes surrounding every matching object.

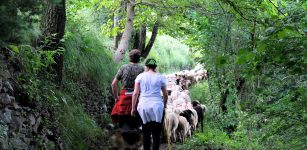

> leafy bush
[9,45,63,106]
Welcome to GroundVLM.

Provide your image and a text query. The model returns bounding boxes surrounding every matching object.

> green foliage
[59,4,116,148]
[189,81,210,103]
[9,45,64,106]
[2,0,306,149]
[183,0,306,149]
[0,0,41,45]
[147,35,194,73]
[177,122,264,150]
[1,1,116,149]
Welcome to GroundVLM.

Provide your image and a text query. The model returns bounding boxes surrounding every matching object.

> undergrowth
[58,100,104,149]
[7,7,117,149]
[185,81,264,150]
[187,79,306,150]
[58,10,117,149]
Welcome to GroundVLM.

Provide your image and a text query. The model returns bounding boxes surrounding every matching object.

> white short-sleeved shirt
[135,72,167,124]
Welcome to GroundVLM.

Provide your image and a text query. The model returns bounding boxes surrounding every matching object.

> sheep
[172,98,186,110]
[163,111,179,143]
[193,105,204,132]
[191,101,208,132]
[179,109,194,131]
[189,108,198,133]
[180,90,191,103]
[177,116,191,143]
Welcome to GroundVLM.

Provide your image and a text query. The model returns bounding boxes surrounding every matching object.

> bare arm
[111,78,120,101]
[131,82,140,116]
[161,86,168,108]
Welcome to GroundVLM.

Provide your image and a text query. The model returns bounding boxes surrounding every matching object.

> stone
[29,114,36,125]
[10,116,26,132]
[102,104,108,112]
[0,125,9,149]
[3,81,13,93]
[19,127,28,135]
[23,137,31,145]
[12,102,21,109]
[0,93,12,105]
[0,79,3,90]
[0,70,10,79]
[46,129,53,136]
[0,137,8,150]
[33,116,41,134]
[1,107,12,124]
[10,137,28,149]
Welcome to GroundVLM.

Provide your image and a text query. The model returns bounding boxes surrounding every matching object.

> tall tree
[41,0,66,85]
[141,21,159,58]
[114,0,135,63]
[113,12,121,50]
[133,25,146,52]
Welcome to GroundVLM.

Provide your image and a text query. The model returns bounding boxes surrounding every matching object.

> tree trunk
[141,21,159,58]
[250,20,256,49]
[114,0,135,63]
[113,12,121,50]
[220,89,229,113]
[133,25,146,52]
[41,0,66,86]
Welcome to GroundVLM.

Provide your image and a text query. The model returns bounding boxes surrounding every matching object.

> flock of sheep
[162,65,208,143]
[107,65,208,149]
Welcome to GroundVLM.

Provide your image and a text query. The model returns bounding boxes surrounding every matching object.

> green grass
[189,81,210,103]
[64,27,117,88]
[58,9,117,149]
[58,100,105,150]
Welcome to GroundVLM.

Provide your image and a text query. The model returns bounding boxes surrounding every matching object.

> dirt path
[160,142,191,150]
[160,143,179,150]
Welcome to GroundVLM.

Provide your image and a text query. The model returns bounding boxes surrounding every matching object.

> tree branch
[141,21,159,58]
[224,0,265,24]
[268,0,286,17]
[133,1,157,7]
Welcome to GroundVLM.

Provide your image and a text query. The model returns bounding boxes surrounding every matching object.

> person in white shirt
[131,58,168,150]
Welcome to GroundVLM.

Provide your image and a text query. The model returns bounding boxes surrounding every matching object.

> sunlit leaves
[277,28,302,38]
[256,42,266,53]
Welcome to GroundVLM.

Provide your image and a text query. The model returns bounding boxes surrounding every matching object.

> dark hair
[129,49,141,63]
[146,65,157,69]
[145,58,157,69]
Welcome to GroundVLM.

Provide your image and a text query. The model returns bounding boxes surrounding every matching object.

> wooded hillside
[0,0,306,149]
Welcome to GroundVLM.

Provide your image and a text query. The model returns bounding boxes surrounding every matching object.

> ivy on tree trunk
[40,0,66,86]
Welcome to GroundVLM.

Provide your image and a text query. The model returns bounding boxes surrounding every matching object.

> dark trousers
[142,121,163,150]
